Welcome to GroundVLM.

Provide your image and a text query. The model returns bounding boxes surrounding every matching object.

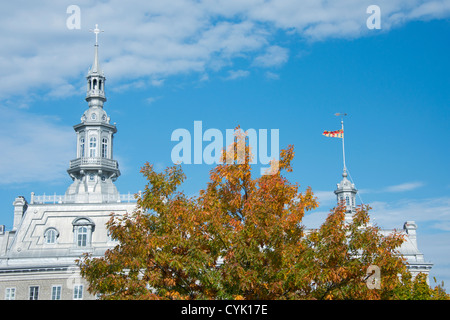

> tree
[77,131,448,300]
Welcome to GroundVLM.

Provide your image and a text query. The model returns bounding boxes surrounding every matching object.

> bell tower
[65,25,121,203]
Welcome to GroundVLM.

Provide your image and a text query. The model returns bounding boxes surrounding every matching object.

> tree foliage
[77,133,449,300]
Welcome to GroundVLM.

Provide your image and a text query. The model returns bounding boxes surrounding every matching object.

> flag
[323,129,343,138]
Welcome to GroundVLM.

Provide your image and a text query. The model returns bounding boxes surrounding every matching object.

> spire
[86,24,106,107]
[91,42,101,74]
[89,24,104,75]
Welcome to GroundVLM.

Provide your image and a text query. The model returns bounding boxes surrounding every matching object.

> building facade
[0,28,433,300]
[0,30,137,300]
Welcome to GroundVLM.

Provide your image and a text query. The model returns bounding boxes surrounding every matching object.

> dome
[81,107,110,124]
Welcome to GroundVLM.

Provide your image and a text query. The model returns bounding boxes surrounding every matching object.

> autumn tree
[78,130,448,300]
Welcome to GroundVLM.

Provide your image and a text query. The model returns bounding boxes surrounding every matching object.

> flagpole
[335,113,347,172]
[341,118,346,171]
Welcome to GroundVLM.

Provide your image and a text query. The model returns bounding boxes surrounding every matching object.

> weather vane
[335,112,347,122]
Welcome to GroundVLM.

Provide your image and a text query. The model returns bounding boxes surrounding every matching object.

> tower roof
[88,24,104,76]
[86,24,106,105]
[335,168,357,194]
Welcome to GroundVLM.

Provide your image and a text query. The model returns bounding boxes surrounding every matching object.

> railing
[69,157,118,169]
[30,192,139,204]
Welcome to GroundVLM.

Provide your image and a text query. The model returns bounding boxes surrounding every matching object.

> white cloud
[253,45,289,67]
[359,181,425,194]
[314,190,336,206]
[145,96,162,105]
[0,106,73,185]
[370,197,450,231]
[264,71,280,80]
[224,69,250,80]
[0,0,449,100]
[384,181,425,192]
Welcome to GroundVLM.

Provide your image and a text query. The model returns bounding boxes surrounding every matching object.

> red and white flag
[322,129,343,138]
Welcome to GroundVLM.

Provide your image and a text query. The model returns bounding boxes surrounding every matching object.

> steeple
[90,25,102,73]
[86,24,106,108]
[65,25,120,203]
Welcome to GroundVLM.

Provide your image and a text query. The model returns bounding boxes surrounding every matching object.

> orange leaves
[78,138,448,300]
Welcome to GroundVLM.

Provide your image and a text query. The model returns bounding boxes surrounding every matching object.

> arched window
[101,138,108,158]
[77,226,88,247]
[99,80,102,91]
[72,217,95,248]
[88,80,91,91]
[345,195,350,206]
[89,137,97,157]
[80,138,85,158]
[93,79,97,90]
[44,228,59,244]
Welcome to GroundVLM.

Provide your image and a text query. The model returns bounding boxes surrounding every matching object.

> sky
[0,0,449,291]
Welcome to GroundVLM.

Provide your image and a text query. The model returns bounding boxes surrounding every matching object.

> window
[72,217,95,248]
[345,196,350,206]
[45,228,58,244]
[73,285,83,300]
[5,288,15,300]
[80,138,85,157]
[77,226,88,247]
[93,79,97,90]
[51,285,62,300]
[89,137,97,157]
[101,138,108,158]
[107,230,118,242]
[29,286,39,300]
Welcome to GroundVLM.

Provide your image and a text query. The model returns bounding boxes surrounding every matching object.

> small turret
[334,168,358,218]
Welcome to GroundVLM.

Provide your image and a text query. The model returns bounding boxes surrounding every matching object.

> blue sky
[0,1,449,290]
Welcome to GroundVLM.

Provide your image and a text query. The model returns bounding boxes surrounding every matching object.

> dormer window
[72,217,95,248]
[44,228,59,244]
[77,226,88,247]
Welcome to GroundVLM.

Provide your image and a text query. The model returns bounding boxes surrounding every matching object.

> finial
[89,24,104,45]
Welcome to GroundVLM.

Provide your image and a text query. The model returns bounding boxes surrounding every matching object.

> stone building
[0,28,137,300]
